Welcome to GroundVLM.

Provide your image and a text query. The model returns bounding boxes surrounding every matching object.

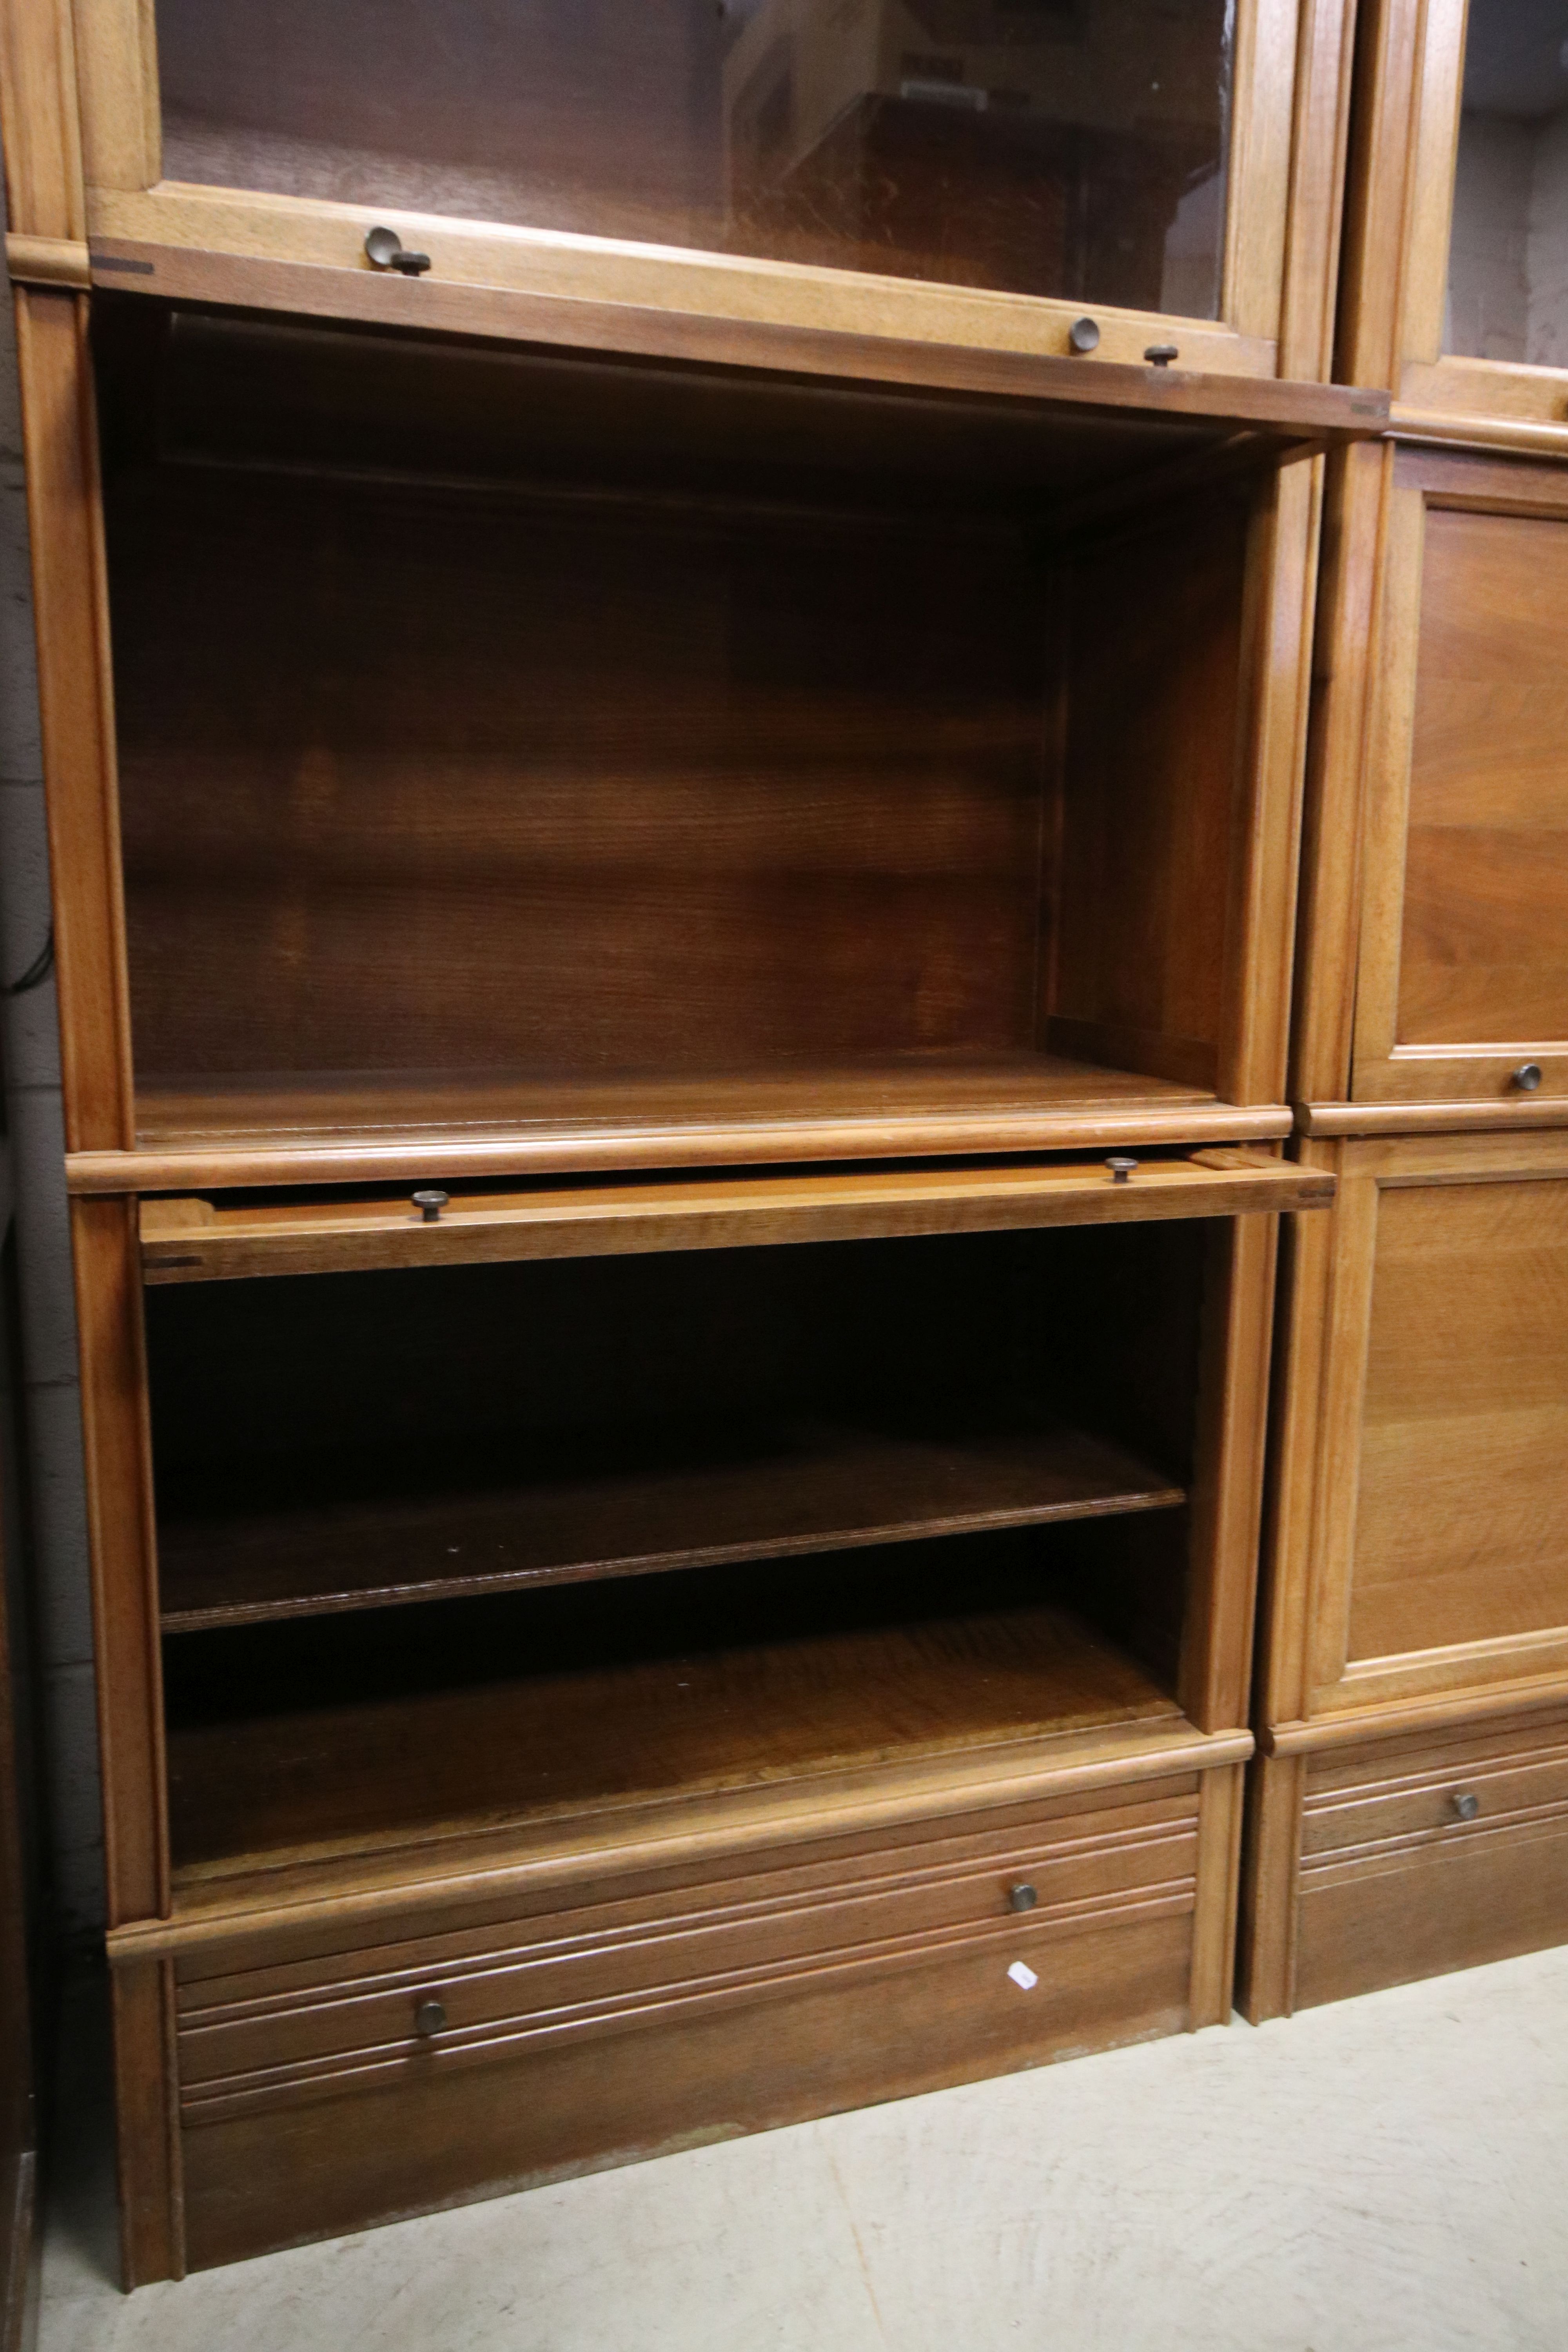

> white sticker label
[1007,1960,1039,1991]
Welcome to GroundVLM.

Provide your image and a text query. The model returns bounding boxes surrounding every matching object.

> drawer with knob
[1291,1709,1568,2009]
[162,1765,1235,2269]
[176,1779,1203,2105]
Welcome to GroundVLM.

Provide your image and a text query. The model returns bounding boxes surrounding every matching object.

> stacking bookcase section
[86,1156,1326,2274]
[1240,1131,1568,2017]
[73,298,1343,1194]
[56,0,1358,386]
[1339,0,1568,445]
[1294,439,1568,1123]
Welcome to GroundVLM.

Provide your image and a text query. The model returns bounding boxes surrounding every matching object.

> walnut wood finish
[67,0,1361,389]
[0,0,1351,2288]
[1256,1134,1568,1742]
[1337,0,1568,444]
[1242,1710,1568,2020]
[138,1156,1331,1287]
[149,1765,1240,2274]
[163,1584,1181,1895]
[0,0,83,242]
[72,1197,166,1929]
[11,290,134,1155]
[1294,443,1568,1112]
[156,1421,1183,1634]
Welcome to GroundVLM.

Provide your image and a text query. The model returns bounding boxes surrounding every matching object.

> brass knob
[414,1998,448,2036]
[1106,1156,1138,1184]
[413,1189,449,1222]
[1068,317,1100,354]
[1513,1064,1543,1092]
[1008,1882,1038,1912]
[1450,1791,1480,1822]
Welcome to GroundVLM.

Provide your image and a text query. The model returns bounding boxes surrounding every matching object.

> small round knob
[413,1189,449,1222]
[1008,1882,1038,1913]
[1068,316,1100,354]
[365,225,432,276]
[1145,343,1180,367]
[1450,1791,1480,1822]
[414,1998,448,2036]
[1512,1064,1543,1092]
[1106,1156,1138,1184]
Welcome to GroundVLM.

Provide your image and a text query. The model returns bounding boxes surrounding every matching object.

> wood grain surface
[163,1575,1183,1888]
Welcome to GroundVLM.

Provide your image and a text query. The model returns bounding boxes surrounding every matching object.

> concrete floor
[38,1945,1568,2352]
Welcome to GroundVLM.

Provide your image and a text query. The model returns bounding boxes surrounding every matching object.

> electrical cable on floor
[2,928,53,995]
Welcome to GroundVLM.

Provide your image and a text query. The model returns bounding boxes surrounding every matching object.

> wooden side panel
[1179,1214,1280,1736]
[111,1959,182,2287]
[1048,493,1249,1093]
[1290,444,1385,1107]
[1189,1760,1246,2025]
[13,290,134,1154]
[0,0,84,241]
[1216,453,1322,1108]
[71,1197,165,1927]
[1235,1749,1305,2022]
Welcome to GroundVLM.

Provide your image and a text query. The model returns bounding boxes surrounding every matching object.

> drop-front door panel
[1261,1133,1568,1731]
[1350,448,1568,1107]
[1340,0,1568,434]
[54,0,1351,379]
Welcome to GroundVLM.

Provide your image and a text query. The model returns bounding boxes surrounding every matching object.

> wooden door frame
[1340,0,1568,447]
[23,0,1359,382]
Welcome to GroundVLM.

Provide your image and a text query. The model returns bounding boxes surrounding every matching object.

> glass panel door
[155,0,1235,314]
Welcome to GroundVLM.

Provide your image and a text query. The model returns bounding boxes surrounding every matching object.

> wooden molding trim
[4,232,91,288]
[1390,407,1568,459]
[107,1722,1257,1961]
[1298,1098,1568,1137]
[80,230,1389,442]
[66,1103,1299,1197]
[1264,1672,1568,1756]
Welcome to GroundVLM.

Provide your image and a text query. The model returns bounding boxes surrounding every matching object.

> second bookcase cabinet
[93,1158,1326,2273]
[1241,1131,1568,2016]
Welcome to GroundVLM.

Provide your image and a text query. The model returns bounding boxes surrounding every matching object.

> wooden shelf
[164,1579,1187,1893]
[157,1414,1185,1632]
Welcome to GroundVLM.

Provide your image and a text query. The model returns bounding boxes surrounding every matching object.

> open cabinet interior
[96,299,1260,1166]
[149,1216,1210,1891]
[151,0,1234,318]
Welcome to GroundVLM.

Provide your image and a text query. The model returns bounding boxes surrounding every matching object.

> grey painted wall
[0,216,107,1949]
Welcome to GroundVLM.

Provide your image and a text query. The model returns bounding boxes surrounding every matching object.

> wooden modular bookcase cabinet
[1238,15,1568,2017]
[0,0,1371,2287]
[1242,1132,1568,2017]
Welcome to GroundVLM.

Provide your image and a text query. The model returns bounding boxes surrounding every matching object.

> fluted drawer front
[178,1778,1201,2115]
[1294,1711,1568,2011]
